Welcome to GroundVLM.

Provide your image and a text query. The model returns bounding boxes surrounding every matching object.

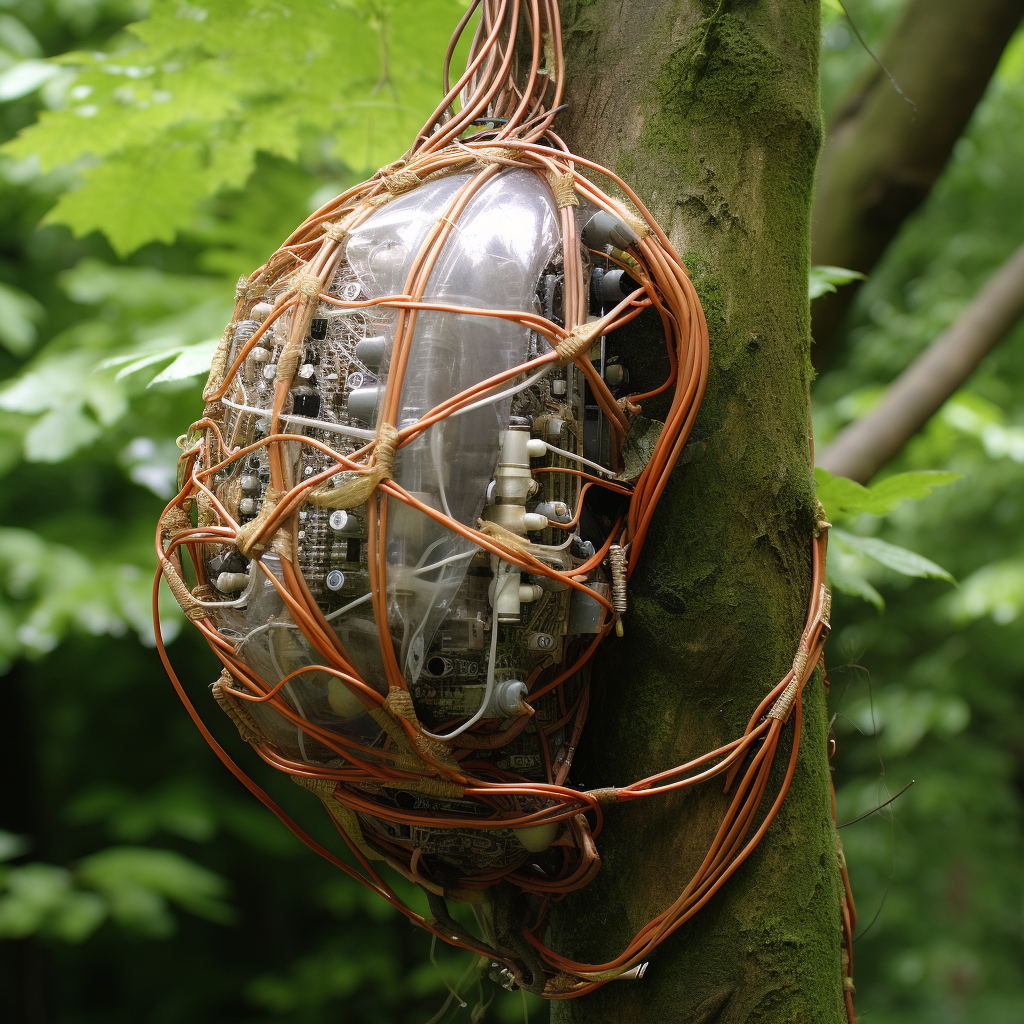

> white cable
[541,440,618,478]
[420,573,511,741]
[220,396,376,440]
[448,364,552,419]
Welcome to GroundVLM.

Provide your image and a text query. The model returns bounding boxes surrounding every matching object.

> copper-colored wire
[155,0,841,1002]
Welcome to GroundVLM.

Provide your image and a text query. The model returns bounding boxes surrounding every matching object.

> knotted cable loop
[307,422,399,511]
[555,321,601,367]
[235,487,283,557]
[546,170,578,209]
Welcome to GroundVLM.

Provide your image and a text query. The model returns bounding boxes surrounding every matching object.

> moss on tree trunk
[550,2,845,1020]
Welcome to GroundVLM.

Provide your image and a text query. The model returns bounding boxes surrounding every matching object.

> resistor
[608,544,627,637]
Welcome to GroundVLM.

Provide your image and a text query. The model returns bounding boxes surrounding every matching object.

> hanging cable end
[615,619,624,637]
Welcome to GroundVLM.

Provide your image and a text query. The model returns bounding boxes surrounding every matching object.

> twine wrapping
[382,168,421,195]
[308,423,399,510]
[546,171,578,209]
[161,505,191,540]
[767,678,799,722]
[474,146,521,165]
[212,669,263,743]
[293,776,385,861]
[382,777,466,799]
[235,487,283,557]
[477,518,532,554]
[202,327,233,401]
[555,321,602,367]
[617,396,641,423]
[161,558,204,620]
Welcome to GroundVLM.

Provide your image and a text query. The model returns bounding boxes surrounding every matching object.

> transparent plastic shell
[347,170,561,682]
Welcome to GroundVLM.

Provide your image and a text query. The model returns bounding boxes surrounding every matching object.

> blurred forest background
[0,1,1020,1022]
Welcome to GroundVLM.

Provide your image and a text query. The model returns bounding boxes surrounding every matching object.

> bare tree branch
[811,0,1024,369]
[818,242,1024,483]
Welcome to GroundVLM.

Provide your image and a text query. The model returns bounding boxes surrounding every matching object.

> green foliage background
[0,1,1020,1022]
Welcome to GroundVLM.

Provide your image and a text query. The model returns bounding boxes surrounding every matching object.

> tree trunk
[810,0,1024,368]
[549,2,843,1021]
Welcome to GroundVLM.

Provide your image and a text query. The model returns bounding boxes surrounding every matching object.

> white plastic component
[528,632,556,652]
[238,497,256,517]
[518,584,543,604]
[544,418,564,440]
[551,378,567,397]
[328,510,349,532]
[486,678,528,718]
[522,512,548,532]
[327,678,367,718]
[490,566,522,623]
[526,438,547,458]
[216,571,249,593]
[533,500,570,523]
[514,821,559,853]
[493,426,535,503]
[251,301,274,322]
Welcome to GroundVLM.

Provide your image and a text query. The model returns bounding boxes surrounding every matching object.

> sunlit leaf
[832,529,956,583]
[815,467,960,518]
[809,264,865,300]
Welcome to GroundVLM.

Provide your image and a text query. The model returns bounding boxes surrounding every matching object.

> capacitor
[291,386,321,418]
[325,570,345,592]
[551,378,567,397]
[347,385,381,424]
[215,571,249,593]
[238,497,256,517]
[329,510,349,533]
[581,210,640,252]
[603,364,627,387]
[240,473,260,494]
[251,302,274,322]
[528,632,556,652]
[263,364,277,380]
[355,336,387,371]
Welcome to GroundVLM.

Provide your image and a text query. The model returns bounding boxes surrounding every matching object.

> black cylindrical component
[601,268,639,304]
[310,317,328,340]
[291,386,321,419]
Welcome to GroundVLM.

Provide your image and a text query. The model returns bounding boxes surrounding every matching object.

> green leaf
[2,0,462,253]
[77,847,235,930]
[815,467,960,518]
[0,830,30,863]
[809,264,866,300]
[949,558,1024,625]
[832,529,956,583]
[0,282,44,355]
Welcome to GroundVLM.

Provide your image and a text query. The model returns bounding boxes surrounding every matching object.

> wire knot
[382,168,421,195]
[546,171,578,209]
[555,321,601,367]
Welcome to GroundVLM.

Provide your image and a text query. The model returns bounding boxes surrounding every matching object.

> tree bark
[811,0,1024,368]
[551,2,843,1021]
[818,241,1024,483]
